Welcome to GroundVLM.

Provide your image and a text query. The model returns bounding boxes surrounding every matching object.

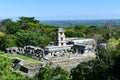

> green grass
[0,32,5,37]
[3,54,40,62]
[2,53,43,68]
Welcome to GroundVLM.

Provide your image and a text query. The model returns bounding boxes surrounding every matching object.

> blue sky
[0,0,120,20]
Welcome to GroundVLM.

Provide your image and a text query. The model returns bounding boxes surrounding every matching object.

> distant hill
[41,19,120,27]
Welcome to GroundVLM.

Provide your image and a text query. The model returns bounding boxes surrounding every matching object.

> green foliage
[15,30,42,47]
[0,34,17,50]
[65,28,85,37]
[0,17,56,50]
[0,52,23,80]
[6,22,21,34]
[0,19,13,32]
[34,66,69,80]
[37,66,53,80]
[1,17,120,80]
[108,43,120,80]
[71,61,93,80]
[0,32,5,37]
[17,17,40,30]
[71,38,120,80]
[52,66,69,80]
[74,24,87,34]
[71,59,111,80]
[107,38,119,50]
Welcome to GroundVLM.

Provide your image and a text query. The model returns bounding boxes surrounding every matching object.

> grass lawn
[2,53,43,68]
[4,53,40,62]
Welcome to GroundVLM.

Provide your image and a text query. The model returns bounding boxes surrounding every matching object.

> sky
[0,0,120,20]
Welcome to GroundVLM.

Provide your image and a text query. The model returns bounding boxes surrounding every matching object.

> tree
[17,17,40,30]
[15,30,43,47]
[0,34,17,51]
[74,24,87,34]
[109,42,120,80]
[65,28,85,38]
[15,30,51,47]
[0,19,21,34]
[105,20,117,39]
[37,66,53,80]
[0,19,13,32]
[6,22,21,34]
[86,26,99,37]
[71,61,94,80]
[52,66,69,80]
[34,66,70,80]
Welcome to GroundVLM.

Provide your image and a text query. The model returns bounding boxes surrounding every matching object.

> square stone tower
[54,28,66,46]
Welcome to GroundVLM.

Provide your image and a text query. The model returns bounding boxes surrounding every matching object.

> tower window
[60,32,63,35]
[61,37,63,41]
[61,43,63,45]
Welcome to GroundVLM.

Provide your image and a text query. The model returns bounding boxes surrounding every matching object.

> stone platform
[49,53,96,71]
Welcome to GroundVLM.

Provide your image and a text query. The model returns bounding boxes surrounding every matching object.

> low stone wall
[21,66,40,78]
[5,45,45,61]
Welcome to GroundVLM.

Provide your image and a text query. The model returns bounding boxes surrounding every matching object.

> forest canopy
[0,17,120,80]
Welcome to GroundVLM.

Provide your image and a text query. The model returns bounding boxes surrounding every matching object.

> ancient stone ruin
[5,28,97,70]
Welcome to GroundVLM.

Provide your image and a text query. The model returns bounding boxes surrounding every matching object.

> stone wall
[5,45,45,61]
[20,66,40,78]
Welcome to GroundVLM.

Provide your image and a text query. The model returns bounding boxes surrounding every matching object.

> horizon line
[0,16,120,21]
